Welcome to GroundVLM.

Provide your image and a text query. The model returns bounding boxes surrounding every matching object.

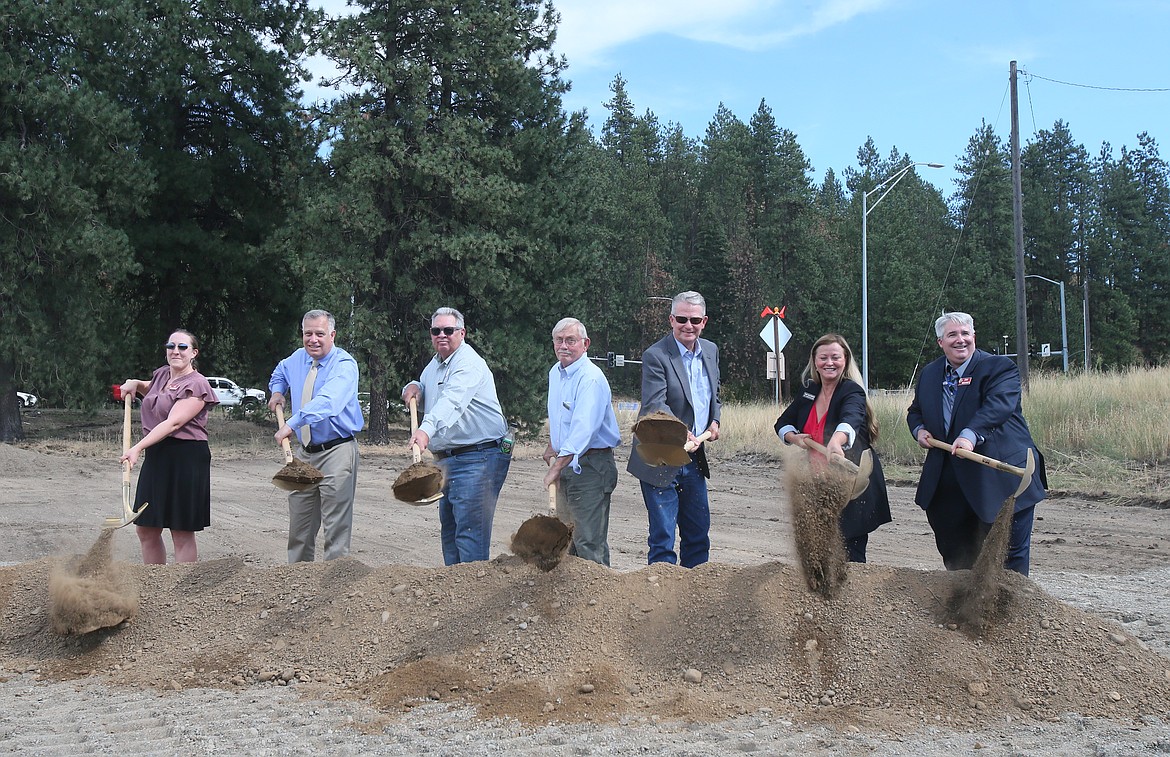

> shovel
[510,477,572,571]
[802,438,873,500]
[926,438,1035,498]
[634,411,711,466]
[272,405,323,492]
[392,397,443,505]
[103,393,148,529]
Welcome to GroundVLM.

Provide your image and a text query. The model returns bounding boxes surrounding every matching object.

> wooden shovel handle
[926,437,1027,477]
[274,405,295,464]
[684,430,713,453]
[408,396,423,463]
[802,437,860,474]
[548,482,557,516]
[122,393,133,485]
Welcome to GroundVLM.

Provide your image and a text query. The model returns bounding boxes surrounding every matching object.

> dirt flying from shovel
[48,529,138,635]
[510,515,573,572]
[274,457,323,485]
[947,493,1017,635]
[781,445,852,598]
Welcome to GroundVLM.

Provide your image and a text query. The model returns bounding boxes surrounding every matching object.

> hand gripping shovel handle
[275,405,295,464]
[926,437,1035,497]
[684,430,713,453]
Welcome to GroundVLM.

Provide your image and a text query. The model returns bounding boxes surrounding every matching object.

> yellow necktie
[300,360,318,445]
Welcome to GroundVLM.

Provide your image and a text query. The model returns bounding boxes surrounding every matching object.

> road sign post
[759,307,791,405]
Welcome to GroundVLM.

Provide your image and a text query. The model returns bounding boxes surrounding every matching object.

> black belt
[432,439,501,460]
[303,435,354,454]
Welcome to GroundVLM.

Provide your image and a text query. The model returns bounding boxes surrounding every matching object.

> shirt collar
[557,353,589,378]
[948,355,973,377]
[674,338,702,358]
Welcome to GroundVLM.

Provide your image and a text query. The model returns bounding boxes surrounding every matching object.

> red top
[801,403,828,445]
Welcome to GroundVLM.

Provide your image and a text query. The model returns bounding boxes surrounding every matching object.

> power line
[1021,70,1170,93]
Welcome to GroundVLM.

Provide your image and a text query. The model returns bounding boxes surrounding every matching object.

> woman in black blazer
[774,334,891,562]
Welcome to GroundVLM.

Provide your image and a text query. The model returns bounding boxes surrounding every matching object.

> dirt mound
[2,551,1168,729]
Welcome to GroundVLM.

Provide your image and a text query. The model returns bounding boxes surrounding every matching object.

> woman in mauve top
[119,329,218,563]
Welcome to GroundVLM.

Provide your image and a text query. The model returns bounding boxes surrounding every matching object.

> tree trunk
[366,352,391,445]
[0,356,25,442]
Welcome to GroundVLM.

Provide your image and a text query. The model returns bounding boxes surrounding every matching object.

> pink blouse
[140,366,218,441]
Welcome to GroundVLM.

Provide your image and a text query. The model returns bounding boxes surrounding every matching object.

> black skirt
[133,437,212,531]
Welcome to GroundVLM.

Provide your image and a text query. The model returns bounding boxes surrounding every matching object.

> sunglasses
[430,326,460,336]
[672,315,706,325]
[164,342,191,351]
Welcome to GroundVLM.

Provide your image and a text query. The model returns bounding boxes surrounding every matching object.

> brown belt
[582,447,613,456]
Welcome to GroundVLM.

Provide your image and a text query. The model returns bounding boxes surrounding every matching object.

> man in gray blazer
[627,291,721,567]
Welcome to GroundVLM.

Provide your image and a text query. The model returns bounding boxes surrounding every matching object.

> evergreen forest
[3,1,1168,442]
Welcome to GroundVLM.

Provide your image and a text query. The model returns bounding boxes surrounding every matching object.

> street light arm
[860,161,943,391]
[1024,274,1060,286]
[864,162,944,215]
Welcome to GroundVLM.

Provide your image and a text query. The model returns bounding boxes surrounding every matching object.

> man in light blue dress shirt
[269,309,364,563]
[403,307,510,565]
[543,318,622,566]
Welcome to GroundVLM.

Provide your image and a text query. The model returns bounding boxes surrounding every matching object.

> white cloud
[553,0,891,66]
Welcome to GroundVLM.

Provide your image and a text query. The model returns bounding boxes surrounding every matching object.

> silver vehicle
[17,391,38,408]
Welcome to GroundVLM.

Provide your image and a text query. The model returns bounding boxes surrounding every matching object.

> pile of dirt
[2,541,1168,731]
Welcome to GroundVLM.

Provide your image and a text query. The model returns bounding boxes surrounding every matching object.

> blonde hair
[800,333,879,441]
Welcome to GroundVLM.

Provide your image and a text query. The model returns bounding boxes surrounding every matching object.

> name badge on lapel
[802,392,816,400]
[958,377,972,386]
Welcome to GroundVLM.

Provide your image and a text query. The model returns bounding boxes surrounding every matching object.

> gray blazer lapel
[668,345,693,408]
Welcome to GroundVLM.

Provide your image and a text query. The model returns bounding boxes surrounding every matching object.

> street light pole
[1025,274,1069,373]
[861,161,943,390]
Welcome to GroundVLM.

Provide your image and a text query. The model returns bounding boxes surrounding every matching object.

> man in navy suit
[907,312,1046,575]
[627,291,721,567]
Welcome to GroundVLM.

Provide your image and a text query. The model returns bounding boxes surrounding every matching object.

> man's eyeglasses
[164,342,191,351]
[430,326,459,336]
[553,337,580,347]
[672,315,706,325]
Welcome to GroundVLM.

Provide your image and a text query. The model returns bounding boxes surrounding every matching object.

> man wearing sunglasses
[402,307,511,565]
[269,309,364,563]
[627,290,721,567]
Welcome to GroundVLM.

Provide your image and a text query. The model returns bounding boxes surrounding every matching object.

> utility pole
[1083,276,1092,371]
[1010,61,1030,389]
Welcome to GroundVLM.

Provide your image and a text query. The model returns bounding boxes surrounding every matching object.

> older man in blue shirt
[543,318,622,566]
[403,307,511,565]
[269,309,364,563]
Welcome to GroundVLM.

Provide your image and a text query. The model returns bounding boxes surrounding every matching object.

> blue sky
[310,0,1170,196]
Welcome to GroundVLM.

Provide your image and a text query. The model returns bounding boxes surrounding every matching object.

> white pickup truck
[206,377,266,407]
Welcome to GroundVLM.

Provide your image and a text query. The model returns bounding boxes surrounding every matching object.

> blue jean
[437,447,511,565]
[640,460,710,567]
